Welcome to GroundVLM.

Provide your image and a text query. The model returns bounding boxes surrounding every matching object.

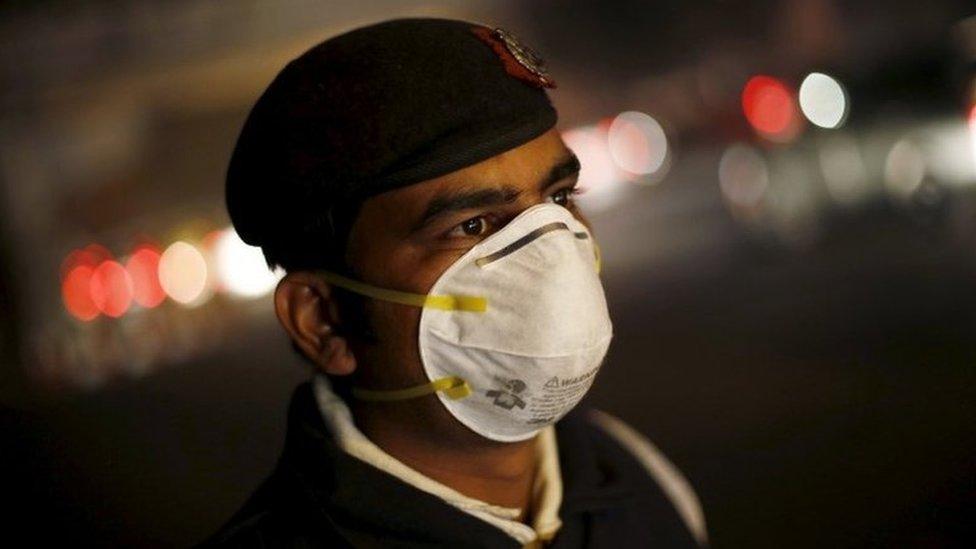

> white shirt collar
[312,374,563,544]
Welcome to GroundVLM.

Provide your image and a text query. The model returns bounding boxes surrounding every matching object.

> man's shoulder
[197,508,278,548]
[196,473,347,548]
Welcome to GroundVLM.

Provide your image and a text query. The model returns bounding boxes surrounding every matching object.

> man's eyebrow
[539,153,581,192]
[412,153,581,232]
[414,187,521,230]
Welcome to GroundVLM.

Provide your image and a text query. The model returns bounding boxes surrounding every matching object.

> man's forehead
[367,130,574,212]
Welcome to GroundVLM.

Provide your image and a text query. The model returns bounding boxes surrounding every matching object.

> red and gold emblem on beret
[472,26,556,89]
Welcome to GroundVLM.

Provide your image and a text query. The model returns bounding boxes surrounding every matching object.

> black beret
[226,17,558,249]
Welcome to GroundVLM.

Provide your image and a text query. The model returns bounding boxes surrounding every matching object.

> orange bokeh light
[62,265,100,321]
[89,260,133,318]
[126,246,166,308]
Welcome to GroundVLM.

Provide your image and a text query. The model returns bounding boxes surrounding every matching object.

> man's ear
[274,271,357,376]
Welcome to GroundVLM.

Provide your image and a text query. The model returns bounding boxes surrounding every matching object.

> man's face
[338,128,587,428]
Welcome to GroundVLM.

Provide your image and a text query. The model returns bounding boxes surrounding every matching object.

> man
[205,17,707,548]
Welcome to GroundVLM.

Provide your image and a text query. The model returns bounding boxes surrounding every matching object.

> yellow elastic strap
[320,271,487,312]
[351,376,472,401]
[593,241,602,274]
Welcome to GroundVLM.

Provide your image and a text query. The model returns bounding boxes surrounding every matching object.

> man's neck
[350,400,538,511]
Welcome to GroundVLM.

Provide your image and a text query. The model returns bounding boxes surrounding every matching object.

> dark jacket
[201,382,702,548]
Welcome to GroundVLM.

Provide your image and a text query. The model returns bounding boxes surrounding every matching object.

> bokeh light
[719,143,770,208]
[60,243,112,279]
[913,120,976,187]
[61,249,96,281]
[90,260,134,318]
[607,111,669,177]
[884,138,927,199]
[799,72,849,129]
[763,152,822,248]
[158,241,209,305]
[213,227,281,298]
[126,246,166,308]
[818,134,869,205]
[62,265,99,321]
[561,125,627,212]
[742,75,801,141]
[969,104,976,170]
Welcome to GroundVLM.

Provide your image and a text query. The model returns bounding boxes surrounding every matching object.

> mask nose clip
[474,221,593,267]
[473,220,601,274]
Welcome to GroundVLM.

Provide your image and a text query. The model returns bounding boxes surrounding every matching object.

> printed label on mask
[487,365,600,426]
[485,379,528,410]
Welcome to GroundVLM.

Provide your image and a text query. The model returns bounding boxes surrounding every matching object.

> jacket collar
[275,382,641,545]
[278,382,519,547]
[554,405,642,515]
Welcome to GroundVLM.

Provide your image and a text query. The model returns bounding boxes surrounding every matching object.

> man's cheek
[369,302,423,359]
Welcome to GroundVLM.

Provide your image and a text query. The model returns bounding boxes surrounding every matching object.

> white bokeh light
[969,105,976,177]
[916,120,976,187]
[214,227,282,298]
[884,138,926,199]
[561,125,627,213]
[158,241,210,305]
[799,72,849,129]
[607,111,669,176]
[818,134,870,205]
[718,143,769,208]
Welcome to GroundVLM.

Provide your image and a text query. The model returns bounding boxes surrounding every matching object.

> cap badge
[472,26,556,89]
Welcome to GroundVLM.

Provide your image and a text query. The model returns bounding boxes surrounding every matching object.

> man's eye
[549,187,577,207]
[449,216,489,238]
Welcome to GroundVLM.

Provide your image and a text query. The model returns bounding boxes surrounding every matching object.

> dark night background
[1,1,975,547]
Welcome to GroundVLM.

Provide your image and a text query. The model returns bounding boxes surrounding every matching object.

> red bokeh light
[89,260,133,318]
[60,243,113,280]
[742,75,800,139]
[61,250,95,281]
[126,246,166,308]
[83,243,112,265]
[62,265,99,321]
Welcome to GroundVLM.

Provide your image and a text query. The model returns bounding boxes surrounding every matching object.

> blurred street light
[158,241,210,306]
[884,138,927,200]
[818,134,869,205]
[90,260,133,318]
[799,72,849,129]
[213,227,281,299]
[126,246,166,308]
[562,125,629,213]
[719,143,770,209]
[62,265,99,321]
[607,111,670,178]
[742,75,803,142]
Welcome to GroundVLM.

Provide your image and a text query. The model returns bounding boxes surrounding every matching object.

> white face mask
[321,203,613,442]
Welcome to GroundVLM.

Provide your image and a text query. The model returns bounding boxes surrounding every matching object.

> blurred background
[1,0,975,546]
